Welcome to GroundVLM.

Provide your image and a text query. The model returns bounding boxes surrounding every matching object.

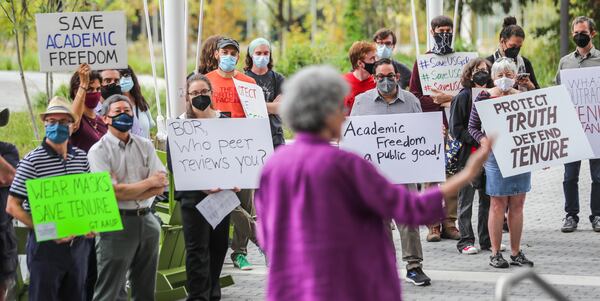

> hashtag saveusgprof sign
[416,52,478,96]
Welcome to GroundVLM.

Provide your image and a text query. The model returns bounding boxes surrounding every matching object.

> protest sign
[339,112,445,184]
[167,118,274,190]
[196,190,241,229]
[26,172,122,242]
[416,52,478,96]
[474,85,593,177]
[560,66,600,158]
[233,78,269,118]
[35,11,127,72]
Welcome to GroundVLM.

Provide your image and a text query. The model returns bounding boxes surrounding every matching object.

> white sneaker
[461,245,479,254]
[500,244,507,252]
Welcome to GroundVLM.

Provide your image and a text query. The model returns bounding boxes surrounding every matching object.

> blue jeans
[563,159,600,222]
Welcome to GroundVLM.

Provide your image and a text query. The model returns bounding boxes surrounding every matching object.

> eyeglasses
[45,119,72,126]
[376,41,394,47]
[188,89,211,97]
[375,74,396,81]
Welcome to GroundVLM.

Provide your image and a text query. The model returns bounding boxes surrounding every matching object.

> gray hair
[100,94,132,116]
[280,65,349,133]
[491,58,518,79]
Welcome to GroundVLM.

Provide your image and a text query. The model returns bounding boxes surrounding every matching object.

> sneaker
[426,226,441,242]
[500,244,506,252]
[460,245,479,255]
[233,254,253,270]
[510,251,534,267]
[441,226,461,240]
[489,253,509,268]
[591,216,600,232]
[405,267,431,286]
[561,216,578,233]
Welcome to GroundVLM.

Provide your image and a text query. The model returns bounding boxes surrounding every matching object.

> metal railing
[495,269,569,301]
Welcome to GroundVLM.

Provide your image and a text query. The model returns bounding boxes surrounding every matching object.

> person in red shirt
[408,15,460,243]
[343,41,377,114]
[206,37,257,118]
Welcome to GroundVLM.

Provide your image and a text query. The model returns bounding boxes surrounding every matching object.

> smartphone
[517,73,530,80]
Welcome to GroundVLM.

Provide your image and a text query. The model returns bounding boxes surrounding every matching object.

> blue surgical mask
[108,112,134,132]
[45,123,70,144]
[120,76,134,93]
[377,44,393,59]
[219,55,237,72]
[252,55,269,68]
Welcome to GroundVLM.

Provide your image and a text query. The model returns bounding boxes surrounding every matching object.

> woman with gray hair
[469,57,534,269]
[255,65,492,300]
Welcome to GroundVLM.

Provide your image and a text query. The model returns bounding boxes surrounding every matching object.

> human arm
[0,156,15,186]
[449,91,478,146]
[5,195,33,228]
[467,93,489,143]
[266,95,281,114]
[0,143,18,186]
[523,58,540,90]
[72,64,91,132]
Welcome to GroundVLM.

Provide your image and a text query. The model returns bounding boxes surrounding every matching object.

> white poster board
[339,112,446,184]
[560,66,600,158]
[167,118,274,190]
[233,78,268,118]
[196,190,240,229]
[35,11,127,72]
[416,52,478,96]
[474,85,593,177]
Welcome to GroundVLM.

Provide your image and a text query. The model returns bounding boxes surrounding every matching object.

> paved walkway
[220,163,600,300]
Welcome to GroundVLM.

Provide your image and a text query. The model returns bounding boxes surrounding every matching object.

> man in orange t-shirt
[206,37,256,118]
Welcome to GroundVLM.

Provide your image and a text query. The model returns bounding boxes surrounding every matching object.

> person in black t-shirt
[244,38,285,148]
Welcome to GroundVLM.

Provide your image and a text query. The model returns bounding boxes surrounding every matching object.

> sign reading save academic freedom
[167,118,274,190]
[26,172,123,242]
[35,11,127,72]
[417,52,478,96]
[339,112,446,184]
[560,66,600,158]
[474,86,593,177]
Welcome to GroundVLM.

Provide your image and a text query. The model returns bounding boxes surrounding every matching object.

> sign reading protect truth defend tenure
[26,172,123,242]
[35,11,127,72]
[339,112,446,184]
[167,118,274,190]
[233,78,269,119]
[474,86,593,177]
[560,66,600,158]
[416,52,478,96]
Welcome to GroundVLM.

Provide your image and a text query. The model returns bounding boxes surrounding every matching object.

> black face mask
[101,83,122,100]
[362,61,375,75]
[504,46,521,59]
[191,95,212,111]
[432,32,453,55]
[573,33,591,48]
[472,71,491,87]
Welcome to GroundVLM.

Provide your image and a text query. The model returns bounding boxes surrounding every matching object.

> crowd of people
[0,12,598,301]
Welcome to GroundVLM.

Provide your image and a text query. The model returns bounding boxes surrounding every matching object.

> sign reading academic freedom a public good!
[26,172,123,242]
[35,11,127,72]
[167,118,274,190]
[416,52,478,96]
[339,112,446,184]
[474,85,593,177]
[560,66,600,158]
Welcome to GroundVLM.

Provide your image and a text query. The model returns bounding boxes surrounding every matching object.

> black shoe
[489,253,509,268]
[406,267,431,286]
[510,251,534,267]
[561,216,578,233]
[591,216,600,232]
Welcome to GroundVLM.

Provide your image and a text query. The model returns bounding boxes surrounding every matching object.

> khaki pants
[230,189,258,260]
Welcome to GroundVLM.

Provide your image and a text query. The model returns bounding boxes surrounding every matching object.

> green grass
[0,110,45,157]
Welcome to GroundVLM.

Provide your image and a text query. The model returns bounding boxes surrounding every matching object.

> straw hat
[39,96,76,122]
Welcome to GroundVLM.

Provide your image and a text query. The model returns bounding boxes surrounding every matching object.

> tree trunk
[10,1,39,140]
[559,0,569,57]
